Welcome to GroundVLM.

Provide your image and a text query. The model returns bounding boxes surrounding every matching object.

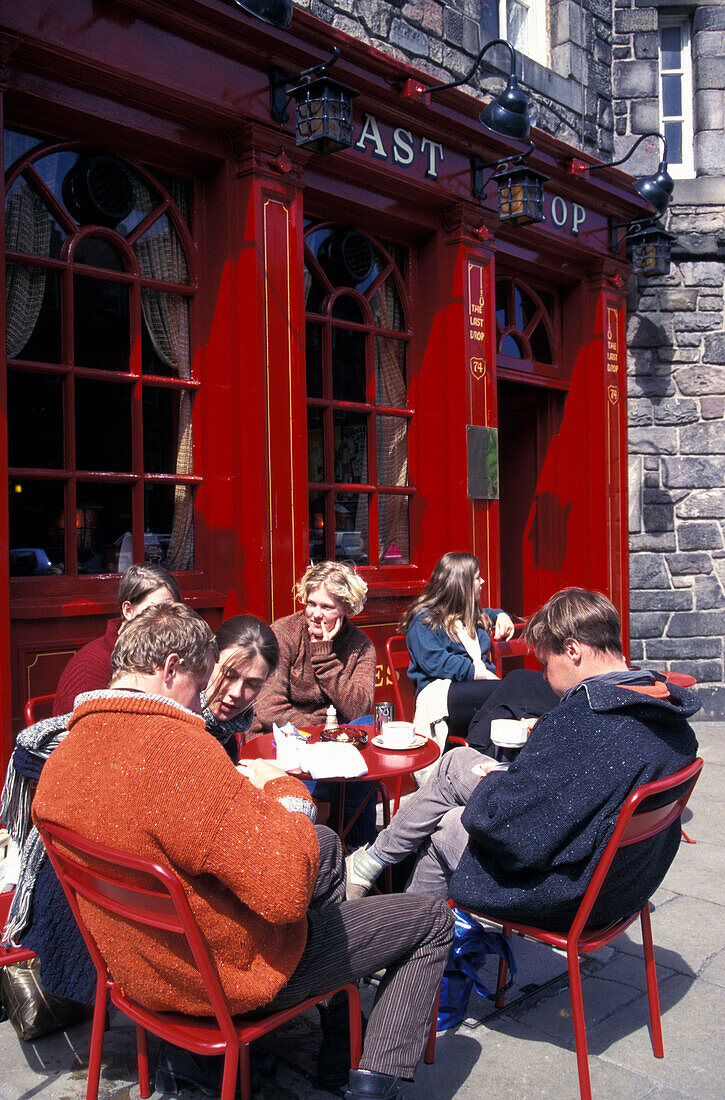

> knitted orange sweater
[32,693,319,1015]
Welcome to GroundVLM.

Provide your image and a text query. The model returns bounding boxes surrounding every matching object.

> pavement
[1,720,723,1100]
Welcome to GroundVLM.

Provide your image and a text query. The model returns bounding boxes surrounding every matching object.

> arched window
[5,131,198,577]
[304,222,412,566]
[495,278,560,380]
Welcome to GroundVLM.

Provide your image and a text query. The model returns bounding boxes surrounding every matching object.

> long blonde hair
[399,552,492,641]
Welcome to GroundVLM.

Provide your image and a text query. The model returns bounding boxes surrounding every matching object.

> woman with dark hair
[202,615,280,762]
[52,563,181,715]
[402,552,514,743]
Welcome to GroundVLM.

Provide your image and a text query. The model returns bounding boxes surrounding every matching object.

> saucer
[372,733,427,751]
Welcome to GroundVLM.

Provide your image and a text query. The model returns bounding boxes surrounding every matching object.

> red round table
[238,725,441,866]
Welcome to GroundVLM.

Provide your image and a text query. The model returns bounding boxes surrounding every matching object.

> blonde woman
[251,560,376,845]
[251,560,375,732]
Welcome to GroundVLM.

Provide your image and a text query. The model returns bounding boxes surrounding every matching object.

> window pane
[481,0,499,37]
[145,483,195,571]
[6,264,61,363]
[4,129,45,173]
[528,320,553,364]
[134,214,189,285]
[662,74,682,118]
[143,386,184,473]
[9,479,65,575]
[379,495,410,565]
[376,416,408,487]
[308,406,325,482]
[76,483,133,574]
[369,279,405,331]
[664,121,683,165]
[75,379,132,471]
[335,493,369,564]
[73,274,130,371]
[74,237,125,271]
[334,411,367,483]
[317,229,378,292]
[331,326,366,402]
[501,333,524,358]
[309,491,328,563]
[306,321,323,398]
[140,290,190,377]
[5,176,65,259]
[495,281,508,327]
[661,26,681,70]
[506,0,528,54]
[514,286,537,331]
[375,337,407,407]
[7,371,63,468]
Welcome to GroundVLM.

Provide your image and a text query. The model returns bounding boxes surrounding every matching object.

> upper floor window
[482,0,548,67]
[4,130,199,578]
[304,223,412,569]
[659,19,694,178]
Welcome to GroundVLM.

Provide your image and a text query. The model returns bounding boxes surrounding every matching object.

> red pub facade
[1,1,651,772]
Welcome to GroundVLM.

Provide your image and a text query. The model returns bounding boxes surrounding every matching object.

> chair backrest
[24,693,56,726]
[571,757,703,938]
[489,629,529,677]
[385,634,416,722]
[36,820,239,1042]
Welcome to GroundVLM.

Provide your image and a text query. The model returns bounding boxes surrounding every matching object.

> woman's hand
[320,614,343,643]
[493,611,515,641]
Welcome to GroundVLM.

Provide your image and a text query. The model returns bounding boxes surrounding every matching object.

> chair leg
[567,947,592,1100]
[136,1024,150,1098]
[348,983,363,1069]
[495,927,512,1009]
[85,981,108,1100]
[681,828,696,844]
[640,903,664,1058]
[237,1042,251,1100]
[424,984,441,1064]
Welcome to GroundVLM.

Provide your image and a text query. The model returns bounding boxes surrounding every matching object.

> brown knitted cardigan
[250,610,376,735]
[32,693,319,1016]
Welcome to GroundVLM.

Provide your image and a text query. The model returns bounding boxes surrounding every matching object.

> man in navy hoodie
[348,588,699,931]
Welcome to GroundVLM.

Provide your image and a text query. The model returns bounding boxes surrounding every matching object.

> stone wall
[293,1,615,157]
[616,2,725,718]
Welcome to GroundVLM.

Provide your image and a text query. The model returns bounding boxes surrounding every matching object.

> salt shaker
[324,704,338,733]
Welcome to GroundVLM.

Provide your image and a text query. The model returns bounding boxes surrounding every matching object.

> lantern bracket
[270,45,341,124]
[472,140,535,201]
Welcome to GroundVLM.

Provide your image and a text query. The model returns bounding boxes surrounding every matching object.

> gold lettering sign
[606,306,619,373]
[608,385,619,405]
[470,357,486,380]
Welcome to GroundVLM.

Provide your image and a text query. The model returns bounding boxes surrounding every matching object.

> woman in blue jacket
[401,552,515,739]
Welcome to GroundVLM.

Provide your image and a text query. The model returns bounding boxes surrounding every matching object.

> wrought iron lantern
[622,219,674,277]
[472,143,548,227]
[270,47,359,155]
[404,38,532,142]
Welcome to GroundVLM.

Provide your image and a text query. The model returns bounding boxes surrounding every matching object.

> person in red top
[52,563,180,715]
[33,602,452,1100]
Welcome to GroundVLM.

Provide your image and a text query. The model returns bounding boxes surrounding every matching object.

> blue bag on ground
[437,907,518,1029]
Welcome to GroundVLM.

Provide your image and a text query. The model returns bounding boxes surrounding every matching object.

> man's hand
[493,612,515,640]
[238,759,288,790]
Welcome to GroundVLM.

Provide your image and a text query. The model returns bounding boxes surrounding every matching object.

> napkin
[298,742,368,780]
[273,723,305,771]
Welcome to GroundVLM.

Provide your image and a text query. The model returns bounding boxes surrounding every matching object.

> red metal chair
[430,757,703,1100]
[24,693,56,725]
[37,820,362,1100]
[0,884,36,967]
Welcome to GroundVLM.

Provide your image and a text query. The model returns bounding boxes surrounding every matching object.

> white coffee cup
[490,718,531,748]
[379,721,417,748]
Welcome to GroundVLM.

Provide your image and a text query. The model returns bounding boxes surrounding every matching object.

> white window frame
[659,17,694,179]
[499,0,548,67]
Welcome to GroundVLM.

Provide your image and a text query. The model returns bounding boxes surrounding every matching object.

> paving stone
[615,893,725,974]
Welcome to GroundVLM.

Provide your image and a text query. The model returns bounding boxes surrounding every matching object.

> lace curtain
[135,179,194,570]
[5,183,52,358]
[372,278,409,563]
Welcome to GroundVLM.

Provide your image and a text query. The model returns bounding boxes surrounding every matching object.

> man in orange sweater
[33,603,452,1100]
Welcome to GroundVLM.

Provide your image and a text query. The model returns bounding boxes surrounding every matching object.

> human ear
[564,638,583,664]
